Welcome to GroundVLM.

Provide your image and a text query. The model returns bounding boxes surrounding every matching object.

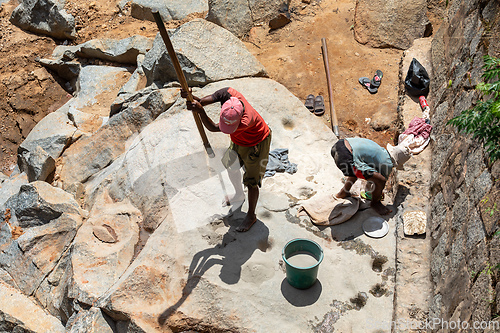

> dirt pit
[0,0,404,175]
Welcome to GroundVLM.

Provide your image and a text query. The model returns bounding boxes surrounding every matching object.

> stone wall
[428,0,500,330]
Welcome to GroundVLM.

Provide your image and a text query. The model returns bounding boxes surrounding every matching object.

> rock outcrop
[427,0,500,327]
[142,19,267,87]
[354,0,430,49]
[207,0,291,38]
[10,0,76,40]
[52,36,153,65]
[0,181,86,296]
[0,13,400,333]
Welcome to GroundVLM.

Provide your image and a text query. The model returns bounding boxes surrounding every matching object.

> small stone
[403,211,427,235]
[93,224,118,243]
[355,52,360,57]
[269,13,291,30]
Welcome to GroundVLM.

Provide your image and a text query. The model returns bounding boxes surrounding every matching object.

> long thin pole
[152,11,215,158]
[321,38,339,137]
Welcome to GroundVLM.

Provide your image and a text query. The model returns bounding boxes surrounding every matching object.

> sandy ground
[0,0,404,175]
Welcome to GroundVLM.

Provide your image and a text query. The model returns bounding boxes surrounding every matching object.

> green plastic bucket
[282,238,324,289]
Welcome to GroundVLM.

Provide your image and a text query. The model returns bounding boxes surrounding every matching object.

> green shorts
[221,131,272,188]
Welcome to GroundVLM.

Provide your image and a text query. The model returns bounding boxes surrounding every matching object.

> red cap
[219,97,243,134]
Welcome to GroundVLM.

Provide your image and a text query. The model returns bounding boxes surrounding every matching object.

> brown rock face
[353,0,430,50]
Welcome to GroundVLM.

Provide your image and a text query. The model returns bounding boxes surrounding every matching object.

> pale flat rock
[259,191,289,212]
[87,78,396,332]
[403,210,427,235]
[0,280,65,333]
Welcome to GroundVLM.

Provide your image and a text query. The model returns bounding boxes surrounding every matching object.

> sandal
[313,95,325,116]
[371,70,383,88]
[304,94,315,112]
[359,77,378,94]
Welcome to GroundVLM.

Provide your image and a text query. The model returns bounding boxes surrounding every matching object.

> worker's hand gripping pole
[152,11,215,158]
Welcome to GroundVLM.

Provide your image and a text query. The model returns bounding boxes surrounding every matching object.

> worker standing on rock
[182,87,271,232]
[331,138,411,215]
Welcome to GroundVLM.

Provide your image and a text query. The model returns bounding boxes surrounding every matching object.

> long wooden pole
[321,38,339,137]
[152,11,215,158]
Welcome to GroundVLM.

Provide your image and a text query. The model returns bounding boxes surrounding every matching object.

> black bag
[405,58,430,97]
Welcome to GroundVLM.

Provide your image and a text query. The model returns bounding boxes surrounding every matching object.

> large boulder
[129,0,208,23]
[10,0,76,40]
[56,87,179,187]
[0,181,86,295]
[207,0,291,38]
[17,109,77,165]
[142,19,267,87]
[354,0,430,49]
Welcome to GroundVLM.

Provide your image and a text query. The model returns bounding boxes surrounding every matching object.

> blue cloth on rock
[265,148,298,177]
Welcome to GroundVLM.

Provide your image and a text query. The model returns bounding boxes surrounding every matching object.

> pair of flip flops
[359,70,383,94]
[304,94,325,116]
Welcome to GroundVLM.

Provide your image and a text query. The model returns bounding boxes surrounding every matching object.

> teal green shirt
[346,138,393,179]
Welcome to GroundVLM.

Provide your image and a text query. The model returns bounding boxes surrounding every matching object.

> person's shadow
[158,206,269,325]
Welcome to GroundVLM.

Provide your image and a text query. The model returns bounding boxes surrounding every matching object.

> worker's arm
[181,89,215,106]
[186,100,221,132]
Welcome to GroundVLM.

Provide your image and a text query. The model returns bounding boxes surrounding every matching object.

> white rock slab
[91,78,396,332]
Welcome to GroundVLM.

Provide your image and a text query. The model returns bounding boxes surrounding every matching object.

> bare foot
[335,189,351,199]
[223,193,245,207]
[371,201,392,215]
[235,214,257,232]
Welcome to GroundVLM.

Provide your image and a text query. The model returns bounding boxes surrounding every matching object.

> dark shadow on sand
[158,206,269,325]
[281,278,322,307]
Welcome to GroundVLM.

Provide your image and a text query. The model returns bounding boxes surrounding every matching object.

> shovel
[321,38,339,137]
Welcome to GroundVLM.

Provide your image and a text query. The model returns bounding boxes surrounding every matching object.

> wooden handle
[152,11,214,157]
[321,38,339,137]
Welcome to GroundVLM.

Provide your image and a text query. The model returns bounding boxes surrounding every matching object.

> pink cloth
[403,117,432,139]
